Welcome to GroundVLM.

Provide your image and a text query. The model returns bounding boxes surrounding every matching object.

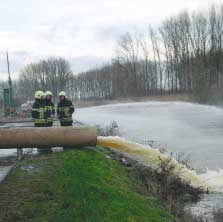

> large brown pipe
[0,126,97,148]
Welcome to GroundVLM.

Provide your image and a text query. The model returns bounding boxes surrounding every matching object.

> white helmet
[39,91,45,98]
[35,91,44,99]
[45,91,53,97]
[58,91,66,97]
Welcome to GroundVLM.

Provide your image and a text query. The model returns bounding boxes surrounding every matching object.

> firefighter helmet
[34,91,43,99]
[45,91,53,97]
[58,91,66,97]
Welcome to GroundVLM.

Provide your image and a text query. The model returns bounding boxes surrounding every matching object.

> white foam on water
[199,169,223,192]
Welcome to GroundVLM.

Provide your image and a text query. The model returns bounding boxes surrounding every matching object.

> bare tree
[18,57,72,101]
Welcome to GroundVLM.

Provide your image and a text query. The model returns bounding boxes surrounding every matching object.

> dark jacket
[32,99,46,127]
[57,98,74,126]
[44,99,55,126]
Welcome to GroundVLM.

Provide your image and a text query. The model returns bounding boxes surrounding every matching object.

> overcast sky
[0,0,222,79]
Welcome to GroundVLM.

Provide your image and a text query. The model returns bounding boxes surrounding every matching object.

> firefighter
[44,91,55,127]
[32,91,46,127]
[32,91,51,154]
[57,91,74,127]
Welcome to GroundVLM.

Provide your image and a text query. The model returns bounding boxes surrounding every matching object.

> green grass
[0,147,172,222]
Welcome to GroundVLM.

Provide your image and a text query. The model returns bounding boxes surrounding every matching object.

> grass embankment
[0,147,172,222]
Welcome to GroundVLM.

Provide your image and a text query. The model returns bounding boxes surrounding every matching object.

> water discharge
[97,136,208,191]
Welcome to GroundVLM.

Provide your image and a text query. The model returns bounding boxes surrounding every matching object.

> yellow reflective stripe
[47,118,53,122]
[61,117,73,122]
[39,110,44,119]
[58,107,69,111]
[34,119,46,123]
[46,106,53,109]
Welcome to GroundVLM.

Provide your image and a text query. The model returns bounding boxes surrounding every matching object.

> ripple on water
[185,193,223,221]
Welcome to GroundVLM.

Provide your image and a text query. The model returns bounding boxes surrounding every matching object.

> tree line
[13,4,223,104]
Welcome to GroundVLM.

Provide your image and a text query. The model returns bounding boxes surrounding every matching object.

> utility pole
[7,52,13,111]
[6,52,10,79]
[2,52,14,116]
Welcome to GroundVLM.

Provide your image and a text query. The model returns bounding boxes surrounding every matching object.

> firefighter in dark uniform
[57,91,74,127]
[32,91,46,127]
[44,91,55,127]
[32,91,51,154]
